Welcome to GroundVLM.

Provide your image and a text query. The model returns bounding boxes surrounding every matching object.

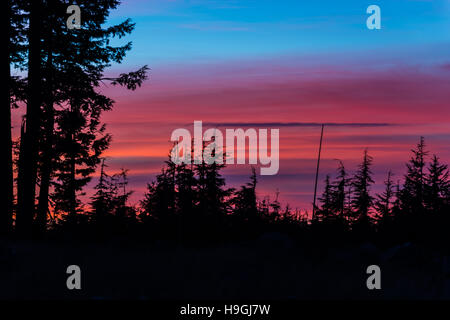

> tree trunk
[0,0,13,234]
[36,21,54,233]
[69,136,77,219]
[17,0,43,235]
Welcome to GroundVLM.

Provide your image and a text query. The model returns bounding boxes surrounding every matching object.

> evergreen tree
[90,163,136,234]
[33,0,147,231]
[258,196,271,221]
[424,155,449,214]
[140,157,177,227]
[35,3,56,232]
[351,149,375,225]
[195,141,233,224]
[233,167,258,222]
[400,136,429,216]
[269,190,282,220]
[281,205,293,221]
[52,103,111,223]
[330,161,350,219]
[374,171,394,222]
[111,168,137,230]
[90,158,116,224]
[317,174,333,221]
[1,0,12,233]
[174,161,197,239]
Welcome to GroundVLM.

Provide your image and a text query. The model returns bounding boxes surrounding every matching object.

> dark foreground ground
[1,233,450,300]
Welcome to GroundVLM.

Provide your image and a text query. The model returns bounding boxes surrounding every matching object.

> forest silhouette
[1,0,449,249]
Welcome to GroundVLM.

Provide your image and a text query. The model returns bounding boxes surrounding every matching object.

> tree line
[2,1,449,247]
[313,137,449,245]
[58,136,448,246]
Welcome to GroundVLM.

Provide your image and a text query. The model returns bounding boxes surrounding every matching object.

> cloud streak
[201,122,395,128]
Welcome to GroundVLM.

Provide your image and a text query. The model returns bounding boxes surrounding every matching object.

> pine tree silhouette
[111,168,137,233]
[400,136,429,216]
[52,103,111,224]
[330,160,350,221]
[351,149,375,234]
[317,175,332,221]
[269,190,282,221]
[424,155,449,214]
[90,158,115,225]
[232,167,258,223]
[11,0,147,235]
[374,170,395,223]
[140,155,177,238]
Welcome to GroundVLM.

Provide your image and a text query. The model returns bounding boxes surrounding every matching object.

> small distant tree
[351,149,375,226]
[269,190,282,220]
[140,157,176,227]
[90,158,115,224]
[175,162,197,216]
[330,161,350,220]
[111,168,137,230]
[280,204,294,222]
[374,171,395,222]
[317,175,333,221]
[233,167,258,222]
[258,196,271,220]
[52,104,111,223]
[195,142,233,220]
[400,136,428,216]
[424,155,449,214]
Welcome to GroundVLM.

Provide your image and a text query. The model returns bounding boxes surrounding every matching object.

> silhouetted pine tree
[90,163,137,235]
[351,149,375,229]
[232,167,258,222]
[424,155,449,214]
[90,158,116,224]
[140,156,177,233]
[316,175,333,222]
[269,190,282,220]
[33,0,147,231]
[51,104,111,224]
[36,0,58,232]
[280,204,294,222]
[330,161,350,221]
[175,162,197,240]
[391,181,402,216]
[399,137,429,217]
[194,141,234,238]
[111,168,137,232]
[258,196,271,221]
[374,170,395,223]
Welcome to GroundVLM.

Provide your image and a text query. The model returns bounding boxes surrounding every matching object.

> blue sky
[107,0,450,67]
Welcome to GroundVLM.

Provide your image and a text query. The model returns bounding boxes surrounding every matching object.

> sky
[18,0,450,211]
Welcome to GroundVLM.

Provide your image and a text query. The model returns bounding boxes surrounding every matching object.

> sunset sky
[15,0,450,210]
